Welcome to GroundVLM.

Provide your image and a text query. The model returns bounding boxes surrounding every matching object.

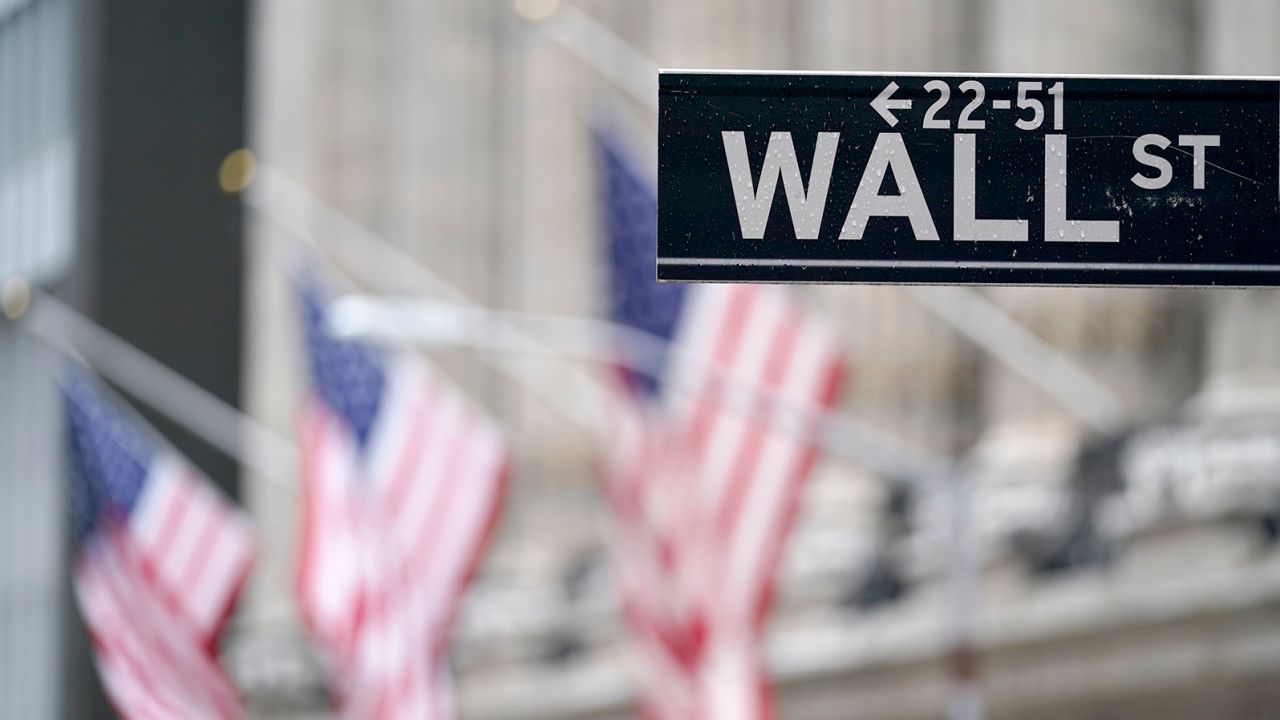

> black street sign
[658,71,1280,286]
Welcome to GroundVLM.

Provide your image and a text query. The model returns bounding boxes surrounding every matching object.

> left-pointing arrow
[871,81,912,127]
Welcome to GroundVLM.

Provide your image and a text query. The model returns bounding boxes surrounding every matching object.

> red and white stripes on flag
[66,372,254,720]
[296,293,509,720]
[76,520,248,720]
[605,284,846,720]
[124,456,256,640]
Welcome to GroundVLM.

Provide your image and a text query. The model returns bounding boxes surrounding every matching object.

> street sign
[658,71,1280,286]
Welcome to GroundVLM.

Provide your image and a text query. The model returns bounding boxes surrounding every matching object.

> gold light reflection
[2,276,31,321]
[219,148,257,194]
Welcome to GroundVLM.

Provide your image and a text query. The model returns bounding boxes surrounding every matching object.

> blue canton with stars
[300,277,387,451]
[596,128,688,400]
[64,370,156,544]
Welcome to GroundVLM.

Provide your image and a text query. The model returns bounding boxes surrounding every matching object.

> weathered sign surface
[658,72,1280,286]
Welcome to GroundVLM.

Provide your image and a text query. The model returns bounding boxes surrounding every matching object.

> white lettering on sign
[722,131,838,239]
[894,79,1065,132]
[1178,134,1221,190]
[721,130,1126,243]
[716,80,1231,244]
[1131,133,1222,190]
[954,134,1027,242]
[1046,134,1119,243]
[840,133,939,241]
[872,81,913,127]
[1131,134,1174,190]
[721,81,1233,244]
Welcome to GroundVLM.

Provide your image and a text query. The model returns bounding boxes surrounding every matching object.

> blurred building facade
[235,1,1280,719]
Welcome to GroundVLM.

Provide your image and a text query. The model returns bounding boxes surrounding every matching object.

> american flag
[596,128,846,719]
[65,369,254,720]
[295,277,509,719]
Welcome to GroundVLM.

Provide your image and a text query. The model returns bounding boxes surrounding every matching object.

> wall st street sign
[658,72,1280,286]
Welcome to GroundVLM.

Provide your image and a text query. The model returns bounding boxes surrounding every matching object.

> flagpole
[247,166,950,484]
[326,293,946,481]
[944,466,983,720]
[245,165,610,437]
[246,163,952,487]
[10,287,298,487]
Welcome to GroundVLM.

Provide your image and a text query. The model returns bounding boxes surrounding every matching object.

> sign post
[660,71,1280,287]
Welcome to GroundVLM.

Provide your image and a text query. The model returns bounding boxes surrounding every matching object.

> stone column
[1192,0,1280,418]
[973,0,1199,456]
